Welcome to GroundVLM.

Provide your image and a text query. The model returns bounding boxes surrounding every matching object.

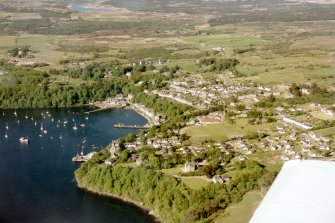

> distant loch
[70,3,113,12]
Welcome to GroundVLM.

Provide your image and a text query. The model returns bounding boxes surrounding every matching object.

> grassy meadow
[214,191,264,223]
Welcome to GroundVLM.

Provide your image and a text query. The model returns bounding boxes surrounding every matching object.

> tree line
[75,149,277,223]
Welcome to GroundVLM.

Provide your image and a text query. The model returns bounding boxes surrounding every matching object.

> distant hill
[287,0,335,3]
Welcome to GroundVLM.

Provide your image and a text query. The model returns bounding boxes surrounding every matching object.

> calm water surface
[0,108,155,223]
[71,3,113,12]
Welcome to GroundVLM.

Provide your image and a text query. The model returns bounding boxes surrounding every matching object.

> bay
[0,108,156,223]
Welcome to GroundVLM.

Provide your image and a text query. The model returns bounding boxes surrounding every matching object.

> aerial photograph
[0,0,334,222]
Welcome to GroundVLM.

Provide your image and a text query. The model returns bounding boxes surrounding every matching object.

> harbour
[0,108,155,223]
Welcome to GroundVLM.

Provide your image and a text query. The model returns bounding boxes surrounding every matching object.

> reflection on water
[0,108,155,223]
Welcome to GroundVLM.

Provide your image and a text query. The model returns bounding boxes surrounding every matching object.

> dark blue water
[0,108,155,223]
[71,3,113,12]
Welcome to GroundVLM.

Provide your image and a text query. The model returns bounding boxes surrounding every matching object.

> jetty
[72,151,97,162]
[85,105,125,115]
[113,123,149,129]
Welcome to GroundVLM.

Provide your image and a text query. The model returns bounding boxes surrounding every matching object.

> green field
[161,165,183,175]
[314,126,335,137]
[183,119,274,144]
[183,33,264,48]
[214,191,264,223]
[180,176,212,190]
[161,166,212,190]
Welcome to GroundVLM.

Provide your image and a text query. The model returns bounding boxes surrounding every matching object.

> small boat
[14,111,17,116]
[5,132,8,138]
[25,114,28,119]
[73,123,78,130]
[5,124,8,130]
[17,120,20,124]
[82,138,87,143]
[19,137,29,143]
[85,116,89,120]
[80,124,85,127]
[40,123,43,131]
[34,121,37,126]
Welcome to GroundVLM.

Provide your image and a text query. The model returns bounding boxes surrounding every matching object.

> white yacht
[19,137,29,143]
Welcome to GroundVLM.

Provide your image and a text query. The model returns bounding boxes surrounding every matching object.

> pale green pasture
[214,191,264,223]
[183,34,264,48]
[180,176,212,190]
[0,35,89,65]
[314,126,335,137]
[160,165,183,175]
[183,119,274,144]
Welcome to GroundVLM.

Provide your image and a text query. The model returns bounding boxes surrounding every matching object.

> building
[249,160,335,223]
[182,162,198,173]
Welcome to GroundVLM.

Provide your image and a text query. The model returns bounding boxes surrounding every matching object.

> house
[307,152,317,158]
[158,115,167,123]
[105,158,116,166]
[124,143,136,149]
[153,141,161,149]
[212,175,224,184]
[320,145,330,151]
[280,155,289,161]
[301,139,311,146]
[136,157,143,166]
[109,141,118,158]
[212,175,231,184]
[125,71,132,78]
[182,162,198,173]
[238,155,246,161]
[302,147,311,153]
[293,154,301,159]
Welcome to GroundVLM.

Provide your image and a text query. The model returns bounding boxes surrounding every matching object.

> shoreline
[76,181,163,223]
[127,104,157,126]
[89,103,156,126]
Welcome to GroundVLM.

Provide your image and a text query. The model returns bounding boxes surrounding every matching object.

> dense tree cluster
[0,64,128,108]
[132,92,193,121]
[75,150,277,223]
[198,58,239,73]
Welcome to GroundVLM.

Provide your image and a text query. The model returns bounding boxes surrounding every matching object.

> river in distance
[0,107,156,223]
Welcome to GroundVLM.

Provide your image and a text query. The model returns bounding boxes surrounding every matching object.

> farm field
[183,119,274,144]
[214,191,264,223]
